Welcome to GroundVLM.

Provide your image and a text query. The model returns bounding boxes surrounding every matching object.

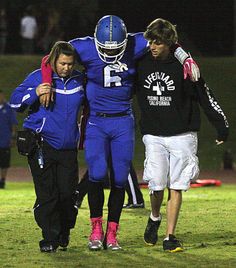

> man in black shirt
[136,18,229,252]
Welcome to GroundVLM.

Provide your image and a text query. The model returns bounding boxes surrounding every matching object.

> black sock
[108,186,125,223]
[88,181,104,218]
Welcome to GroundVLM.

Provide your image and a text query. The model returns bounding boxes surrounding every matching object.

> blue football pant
[85,115,135,188]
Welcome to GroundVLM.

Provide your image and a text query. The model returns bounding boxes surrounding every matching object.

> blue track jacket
[10,69,85,150]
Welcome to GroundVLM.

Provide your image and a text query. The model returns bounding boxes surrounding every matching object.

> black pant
[0,147,11,168]
[125,163,144,204]
[28,142,78,247]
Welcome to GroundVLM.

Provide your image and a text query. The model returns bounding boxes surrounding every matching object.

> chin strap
[117,61,128,71]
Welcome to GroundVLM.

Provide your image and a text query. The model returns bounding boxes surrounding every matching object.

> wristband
[174,47,189,65]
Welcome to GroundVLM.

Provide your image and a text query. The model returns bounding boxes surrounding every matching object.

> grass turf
[0,182,235,267]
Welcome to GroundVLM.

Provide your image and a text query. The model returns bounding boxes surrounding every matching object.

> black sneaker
[144,215,162,246]
[123,202,145,209]
[40,244,57,253]
[39,240,58,253]
[163,234,184,252]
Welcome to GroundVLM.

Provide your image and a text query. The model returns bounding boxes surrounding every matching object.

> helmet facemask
[94,15,128,64]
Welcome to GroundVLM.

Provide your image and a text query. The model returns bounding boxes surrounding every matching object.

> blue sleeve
[128,32,149,60]
[69,36,97,64]
[10,70,41,111]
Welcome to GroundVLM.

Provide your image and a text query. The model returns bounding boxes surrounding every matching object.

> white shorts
[142,132,199,191]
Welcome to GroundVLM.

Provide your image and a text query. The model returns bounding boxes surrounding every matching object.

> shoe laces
[107,223,119,245]
[169,234,183,246]
[148,220,159,232]
[90,218,103,241]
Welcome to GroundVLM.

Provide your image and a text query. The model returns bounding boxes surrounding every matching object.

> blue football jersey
[69,33,148,114]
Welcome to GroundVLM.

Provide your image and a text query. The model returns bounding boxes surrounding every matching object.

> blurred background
[0,0,235,171]
[0,0,235,56]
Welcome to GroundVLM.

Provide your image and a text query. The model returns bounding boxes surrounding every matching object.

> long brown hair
[46,41,76,72]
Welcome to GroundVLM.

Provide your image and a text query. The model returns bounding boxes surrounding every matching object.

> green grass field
[0,55,236,170]
[0,56,235,267]
[0,182,235,267]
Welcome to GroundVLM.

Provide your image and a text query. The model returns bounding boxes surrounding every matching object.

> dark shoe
[144,215,162,246]
[40,244,57,253]
[59,230,70,250]
[74,190,84,209]
[123,202,145,209]
[163,234,184,252]
[0,180,5,189]
[39,240,58,253]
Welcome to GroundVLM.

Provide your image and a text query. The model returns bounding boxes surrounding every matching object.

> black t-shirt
[135,52,229,140]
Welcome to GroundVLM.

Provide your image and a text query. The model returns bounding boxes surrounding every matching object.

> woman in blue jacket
[10,41,85,253]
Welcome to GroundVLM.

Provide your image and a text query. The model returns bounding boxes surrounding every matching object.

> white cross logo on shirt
[153,81,164,95]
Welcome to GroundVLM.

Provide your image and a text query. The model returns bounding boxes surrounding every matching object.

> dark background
[0,0,234,56]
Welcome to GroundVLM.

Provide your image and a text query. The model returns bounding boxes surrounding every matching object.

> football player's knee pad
[114,177,127,188]
[112,165,130,188]
[113,161,131,188]
[86,154,108,179]
[88,164,108,183]
[88,175,105,183]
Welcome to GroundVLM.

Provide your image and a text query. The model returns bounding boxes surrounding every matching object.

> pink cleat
[88,217,104,251]
[105,222,121,250]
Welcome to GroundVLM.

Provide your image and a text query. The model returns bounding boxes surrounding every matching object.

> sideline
[6,167,236,184]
